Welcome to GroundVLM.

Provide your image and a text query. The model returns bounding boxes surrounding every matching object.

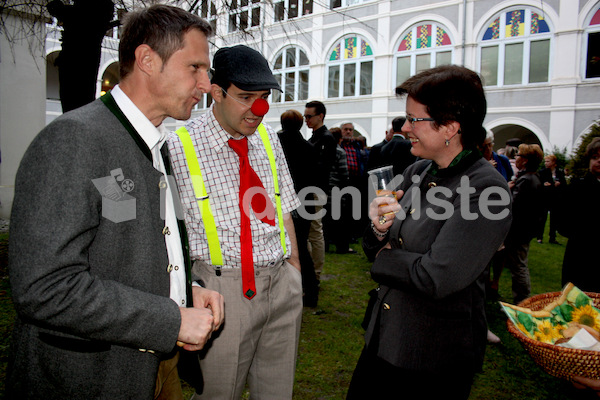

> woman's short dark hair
[395,65,487,149]
[280,109,303,132]
[119,5,213,80]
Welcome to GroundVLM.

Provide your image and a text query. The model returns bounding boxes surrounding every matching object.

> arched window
[479,8,552,86]
[327,35,373,98]
[585,6,600,79]
[395,22,453,86]
[101,62,120,96]
[272,46,310,103]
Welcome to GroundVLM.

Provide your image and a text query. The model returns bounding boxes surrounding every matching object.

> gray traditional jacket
[7,97,183,399]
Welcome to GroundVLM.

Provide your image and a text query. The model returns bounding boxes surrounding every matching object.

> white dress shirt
[111,85,188,306]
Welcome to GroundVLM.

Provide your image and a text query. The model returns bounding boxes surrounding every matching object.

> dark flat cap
[212,45,281,92]
[505,138,523,147]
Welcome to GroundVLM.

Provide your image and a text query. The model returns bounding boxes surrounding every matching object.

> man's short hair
[391,117,406,132]
[119,4,213,80]
[305,101,326,119]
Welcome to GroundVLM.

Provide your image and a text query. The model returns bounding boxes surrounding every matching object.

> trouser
[502,240,531,304]
[308,196,325,279]
[292,210,319,306]
[323,192,351,253]
[154,351,183,400]
[192,259,303,400]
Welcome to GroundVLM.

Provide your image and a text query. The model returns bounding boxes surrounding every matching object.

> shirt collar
[111,84,165,151]
[205,106,261,152]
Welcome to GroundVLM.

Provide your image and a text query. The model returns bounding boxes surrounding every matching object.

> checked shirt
[167,108,300,269]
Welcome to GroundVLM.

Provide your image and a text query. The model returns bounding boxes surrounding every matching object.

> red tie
[228,137,276,300]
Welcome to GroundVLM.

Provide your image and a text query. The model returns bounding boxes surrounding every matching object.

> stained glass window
[395,23,453,86]
[479,8,552,86]
[327,36,374,98]
[586,6,600,79]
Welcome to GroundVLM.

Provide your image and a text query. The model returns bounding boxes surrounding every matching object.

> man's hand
[192,286,224,330]
[177,287,224,351]
[283,212,301,273]
[178,306,215,352]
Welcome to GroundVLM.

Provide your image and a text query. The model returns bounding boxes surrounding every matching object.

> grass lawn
[1,223,598,399]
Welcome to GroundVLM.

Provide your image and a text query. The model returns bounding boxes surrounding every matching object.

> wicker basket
[506,291,600,380]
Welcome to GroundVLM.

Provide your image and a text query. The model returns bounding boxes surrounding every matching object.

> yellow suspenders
[256,124,287,256]
[175,123,286,266]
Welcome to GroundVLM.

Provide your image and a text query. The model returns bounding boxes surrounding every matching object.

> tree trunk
[48,0,114,113]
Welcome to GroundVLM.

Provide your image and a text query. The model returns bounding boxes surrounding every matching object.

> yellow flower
[516,323,532,338]
[534,320,564,343]
[571,305,600,331]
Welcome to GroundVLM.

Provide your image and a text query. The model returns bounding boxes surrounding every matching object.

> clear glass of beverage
[368,165,396,199]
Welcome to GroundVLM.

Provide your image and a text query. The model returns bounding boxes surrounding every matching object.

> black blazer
[380,135,416,177]
[507,171,544,244]
[366,140,388,171]
[279,128,318,193]
[538,167,566,209]
[309,126,337,192]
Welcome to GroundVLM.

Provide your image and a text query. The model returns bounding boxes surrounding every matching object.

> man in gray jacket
[6,5,223,399]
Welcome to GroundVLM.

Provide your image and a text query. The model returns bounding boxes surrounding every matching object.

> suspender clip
[214,265,222,277]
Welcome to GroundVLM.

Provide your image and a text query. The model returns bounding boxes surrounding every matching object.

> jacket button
[398,237,403,245]
[428,182,437,188]
[383,303,391,310]
[167,264,173,273]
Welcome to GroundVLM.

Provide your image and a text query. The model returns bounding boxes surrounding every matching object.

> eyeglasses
[406,115,435,128]
[304,114,316,120]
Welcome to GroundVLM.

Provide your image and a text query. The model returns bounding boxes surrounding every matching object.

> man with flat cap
[168,45,303,399]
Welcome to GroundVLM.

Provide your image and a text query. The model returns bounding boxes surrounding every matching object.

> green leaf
[517,312,534,331]
[575,293,590,309]
[558,304,574,322]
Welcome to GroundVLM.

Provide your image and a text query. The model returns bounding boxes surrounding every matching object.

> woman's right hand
[369,191,402,233]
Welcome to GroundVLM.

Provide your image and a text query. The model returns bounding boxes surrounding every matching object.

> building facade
[44,0,600,152]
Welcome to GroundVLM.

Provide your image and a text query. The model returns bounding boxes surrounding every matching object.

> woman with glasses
[347,65,513,400]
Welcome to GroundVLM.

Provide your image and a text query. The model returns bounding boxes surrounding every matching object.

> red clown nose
[251,98,270,117]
